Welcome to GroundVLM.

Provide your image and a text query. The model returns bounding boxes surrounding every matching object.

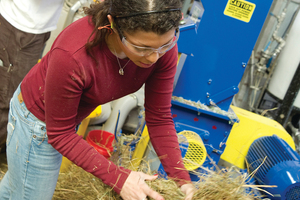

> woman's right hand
[120,171,164,200]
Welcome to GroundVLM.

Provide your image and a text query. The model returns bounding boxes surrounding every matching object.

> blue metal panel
[170,0,273,183]
[174,0,273,111]
[171,100,236,169]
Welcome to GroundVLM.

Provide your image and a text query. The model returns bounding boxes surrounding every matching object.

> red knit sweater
[21,16,190,193]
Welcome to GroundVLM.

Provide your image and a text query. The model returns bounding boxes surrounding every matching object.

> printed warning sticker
[224,0,256,23]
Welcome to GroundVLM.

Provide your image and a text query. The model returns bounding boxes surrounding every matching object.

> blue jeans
[0,85,62,200]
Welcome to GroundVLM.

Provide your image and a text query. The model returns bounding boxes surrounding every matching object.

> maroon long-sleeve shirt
[21,16,190,193]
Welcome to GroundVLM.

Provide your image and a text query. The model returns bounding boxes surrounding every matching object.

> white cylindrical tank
[268,10,300,108]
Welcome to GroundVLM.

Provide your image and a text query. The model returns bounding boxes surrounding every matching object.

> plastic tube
[63,1,82,29]
[102,94,138,134]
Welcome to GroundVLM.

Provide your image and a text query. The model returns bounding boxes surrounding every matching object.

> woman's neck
[106,33,127,59]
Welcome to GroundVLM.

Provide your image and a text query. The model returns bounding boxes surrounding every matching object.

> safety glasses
[121,29,180,57]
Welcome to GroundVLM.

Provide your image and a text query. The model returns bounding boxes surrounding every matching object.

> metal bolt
[208,79,212,85]
[280,114,285,119]
[206,92,210,98]
[242,62,246,68]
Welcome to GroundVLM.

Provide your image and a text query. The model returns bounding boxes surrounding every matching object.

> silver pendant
[119,68,124,75]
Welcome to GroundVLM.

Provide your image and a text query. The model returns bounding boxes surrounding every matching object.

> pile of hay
[52,134,270,200]
[0,134,270,199]
[52,163,268,200]
[0,170,5,181]
[53,164,120,200]
[191,167,260,200]
[0,161,7,181]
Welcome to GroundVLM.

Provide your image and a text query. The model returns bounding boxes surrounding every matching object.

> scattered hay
[0,162,7,181]
[52,134,272,200]
[0,170,5,181]
[192,167,259,200]
[0,134,272,200]
[110,134,140,169]
[52,164,121,200]
[52,163,270,200]
[172,96,238,121]
[53,163,187,200]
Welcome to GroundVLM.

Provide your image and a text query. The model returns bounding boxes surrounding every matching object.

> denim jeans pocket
[32,126,47,142]
[6,100,16,146]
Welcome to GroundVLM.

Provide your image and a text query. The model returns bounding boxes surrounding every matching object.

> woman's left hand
[181,183,196,200]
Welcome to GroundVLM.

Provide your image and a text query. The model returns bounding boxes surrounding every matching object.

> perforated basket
[178,131,207,170]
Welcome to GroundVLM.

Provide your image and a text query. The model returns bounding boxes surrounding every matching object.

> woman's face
[117,29,176,68]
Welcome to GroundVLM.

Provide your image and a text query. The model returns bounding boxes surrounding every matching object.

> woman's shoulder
[50,16,94,53]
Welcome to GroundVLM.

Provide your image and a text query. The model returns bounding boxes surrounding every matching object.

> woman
[0,0,195,199]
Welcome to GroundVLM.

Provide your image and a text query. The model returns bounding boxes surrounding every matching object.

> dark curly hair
[84,0,182,56]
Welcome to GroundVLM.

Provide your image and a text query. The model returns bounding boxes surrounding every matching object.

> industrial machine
[42,0,300,199]
[166,0,300,199]
[130,0,299,199]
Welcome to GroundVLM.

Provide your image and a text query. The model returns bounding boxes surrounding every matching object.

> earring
[111,22,114,29]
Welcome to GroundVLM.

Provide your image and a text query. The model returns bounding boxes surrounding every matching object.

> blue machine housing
[247,135,300,200]
[174,0,273,111]
[172,0,273,171]
[171,100,237,170]
[166,0,300,198]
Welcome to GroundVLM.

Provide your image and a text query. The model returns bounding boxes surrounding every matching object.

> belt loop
[18,92,23,104]
[24,110,30,118]
[18,92,29,118]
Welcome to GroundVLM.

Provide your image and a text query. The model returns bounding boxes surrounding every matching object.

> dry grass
[192,166,260,200]
[0,134,273,200]
[0,170,6,181]
[52,134,273,200]
[0,161,7,181]
[52,164,121,200]
[52,162,271,200]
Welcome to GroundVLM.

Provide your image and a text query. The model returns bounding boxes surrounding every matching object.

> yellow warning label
[224,0,256,23]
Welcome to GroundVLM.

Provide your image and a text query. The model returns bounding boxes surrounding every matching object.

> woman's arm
[144,46,191,186]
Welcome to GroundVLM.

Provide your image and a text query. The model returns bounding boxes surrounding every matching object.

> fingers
[139,173,164,200]
[142,180,164,200]
[142,173,158,181]
[120,171,164,200]
[184,192,194,200]
[181,183,196,200]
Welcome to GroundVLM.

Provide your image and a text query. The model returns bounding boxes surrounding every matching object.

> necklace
[113,48,130,75]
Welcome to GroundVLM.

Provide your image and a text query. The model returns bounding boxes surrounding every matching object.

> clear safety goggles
[121,29,180,57]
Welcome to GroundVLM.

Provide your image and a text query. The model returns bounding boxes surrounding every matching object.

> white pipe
[102,94,138,134]
[89,102,112,125]
[63,1,82,29]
